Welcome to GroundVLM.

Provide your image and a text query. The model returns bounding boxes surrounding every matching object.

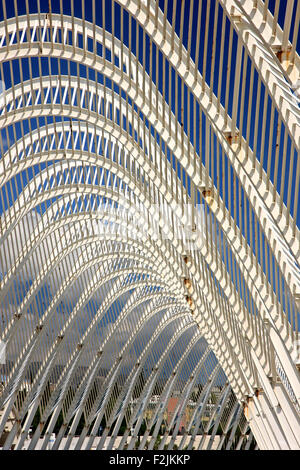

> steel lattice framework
[0,0,299,451]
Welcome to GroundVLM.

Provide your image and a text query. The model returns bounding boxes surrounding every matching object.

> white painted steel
[0,0,299,450]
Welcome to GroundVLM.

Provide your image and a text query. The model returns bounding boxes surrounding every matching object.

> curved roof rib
[0,0,299,450]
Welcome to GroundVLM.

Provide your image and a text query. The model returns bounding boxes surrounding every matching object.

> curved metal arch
[0,140,296,434]
[106,334,210,451]
[52,314,196,451]
[16,296,190,450]
[0,195,186,349]
[62,307,198,450]
[2,145,286,364]
[120,337,213,450]
[222,0,300,87]
[0,72,296,396]
[1,266,174,394]
[0,53,299,302]
[0,71,296,385]
[116,0,299,243]
[0,173,296,434]
[0,147,271,350]
[1,266,177,404]
[92,321,198,451]
[38,297,190,451]
[0,199,183,300]
[2,118,292,357]
[1,285,186,448]
[1,114,295,348]
[140,363,221,451]
[3,228,183,334]
[0,191,245,396]
[0,22,298,301]
[0,174,263,406]
[0,0,296,450]
[28,298,181,449]
[4,255,167,350]
[8,306,190,450]
[128,340,220,449]
[179,366,225,451]
[1,192,268,412]
[1,170,298,448]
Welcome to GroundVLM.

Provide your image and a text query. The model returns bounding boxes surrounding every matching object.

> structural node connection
[0,0,299,451]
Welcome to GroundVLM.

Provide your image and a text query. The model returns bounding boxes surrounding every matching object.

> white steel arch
[0,0,299,450]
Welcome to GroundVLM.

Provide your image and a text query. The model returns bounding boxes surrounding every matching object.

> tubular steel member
[0,0,299,450]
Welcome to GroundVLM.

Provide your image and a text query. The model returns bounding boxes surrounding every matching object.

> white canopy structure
[0,0,299,450]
